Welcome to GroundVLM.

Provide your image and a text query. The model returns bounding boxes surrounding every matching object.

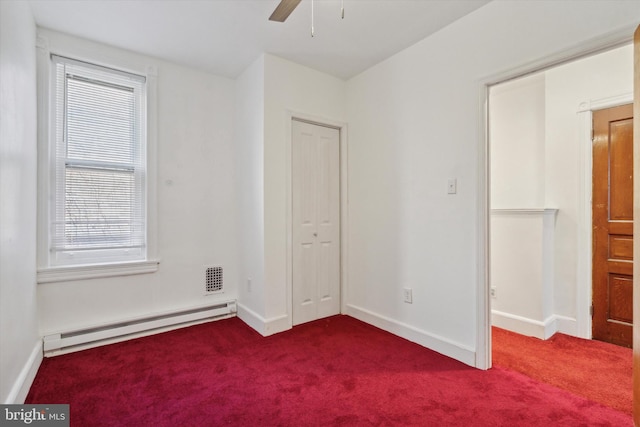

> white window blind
[50,55,147,266]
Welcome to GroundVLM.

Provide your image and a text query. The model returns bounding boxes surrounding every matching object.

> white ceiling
[28,0,490,80]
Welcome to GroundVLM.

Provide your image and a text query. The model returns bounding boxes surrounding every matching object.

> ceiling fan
[269,0,344,37]
[269,0,302,22]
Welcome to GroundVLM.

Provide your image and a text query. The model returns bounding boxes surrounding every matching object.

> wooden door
[292,120,340,326]
[592,103,634,348]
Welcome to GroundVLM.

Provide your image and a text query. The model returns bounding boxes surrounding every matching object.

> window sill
[37,260,160,284]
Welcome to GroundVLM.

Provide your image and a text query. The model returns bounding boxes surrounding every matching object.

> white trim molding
[490,208,558,216]
[346,304,476,367]
[236,303,291,337]
[35,30,159,278]
[4,341,42,404]
[475,84,491,370]
[492,310,576,340]
[578,92,634,113]
[37,260,160,284]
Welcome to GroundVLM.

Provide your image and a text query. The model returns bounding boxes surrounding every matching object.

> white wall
[489,73,554,338]
[545,44,633,323]
[345,0,639,365]
[36,30,239,335]
[489,74,551,338]
[237,54,346,334]
[490,74,546,209]
[235,55,266,327]
[0,1,41,403]
[490,209,558,338]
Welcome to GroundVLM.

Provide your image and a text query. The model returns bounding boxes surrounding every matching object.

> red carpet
[492,326,633,416]
[27,316,631,426]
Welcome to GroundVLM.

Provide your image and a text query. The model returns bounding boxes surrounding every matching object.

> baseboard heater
[43,301,237,356]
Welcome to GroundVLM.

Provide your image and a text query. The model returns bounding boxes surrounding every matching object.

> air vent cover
[206,266,223,293]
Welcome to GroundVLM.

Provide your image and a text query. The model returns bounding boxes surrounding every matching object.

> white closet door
[292,120,340,326]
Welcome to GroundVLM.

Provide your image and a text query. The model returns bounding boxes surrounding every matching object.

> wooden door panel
[608,274,633,322]
[609,117,634,219]
[609,221,633,234]
[593,103,634,348]
[607,260,633,276]
[609,235,633,260]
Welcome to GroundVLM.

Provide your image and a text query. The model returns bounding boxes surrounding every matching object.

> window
[48,55,147,267]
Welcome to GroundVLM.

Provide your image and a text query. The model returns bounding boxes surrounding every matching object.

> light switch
[447,179,457,194]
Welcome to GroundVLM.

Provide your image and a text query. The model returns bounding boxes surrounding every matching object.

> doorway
[291,119,341,326]
[488,44,634,343]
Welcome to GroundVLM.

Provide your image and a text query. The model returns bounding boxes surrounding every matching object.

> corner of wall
[0,0,41,405]
[236,303,290,337]
[346,304,476,367]
[4,341,42,404]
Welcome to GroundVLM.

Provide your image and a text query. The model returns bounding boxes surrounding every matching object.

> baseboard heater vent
[43,301,237,356]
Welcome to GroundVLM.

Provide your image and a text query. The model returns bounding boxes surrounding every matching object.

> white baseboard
[237,303,291,337]
[345,304,476,367]
[4,341,43,404]
[236,303,264,334]
[263,314,290,336]
[554,315,578,337]
[492,310,577,339]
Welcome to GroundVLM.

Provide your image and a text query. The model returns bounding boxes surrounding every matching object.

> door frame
[477,25,636,370]
[576,94,633,340]
[285,111,349,327]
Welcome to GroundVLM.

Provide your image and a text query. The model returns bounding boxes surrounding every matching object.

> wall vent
[206,266,223,293]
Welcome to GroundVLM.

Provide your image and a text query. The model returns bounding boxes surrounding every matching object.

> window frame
[51,55,147,266]
[36,35,159,283]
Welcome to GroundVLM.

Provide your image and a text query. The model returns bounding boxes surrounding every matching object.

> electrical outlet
[447,178,457,194]
[247,277,252,293]
[490,287,497,298]
[403,288,413,304]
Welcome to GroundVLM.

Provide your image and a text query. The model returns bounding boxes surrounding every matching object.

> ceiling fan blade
[269,0,302,22]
